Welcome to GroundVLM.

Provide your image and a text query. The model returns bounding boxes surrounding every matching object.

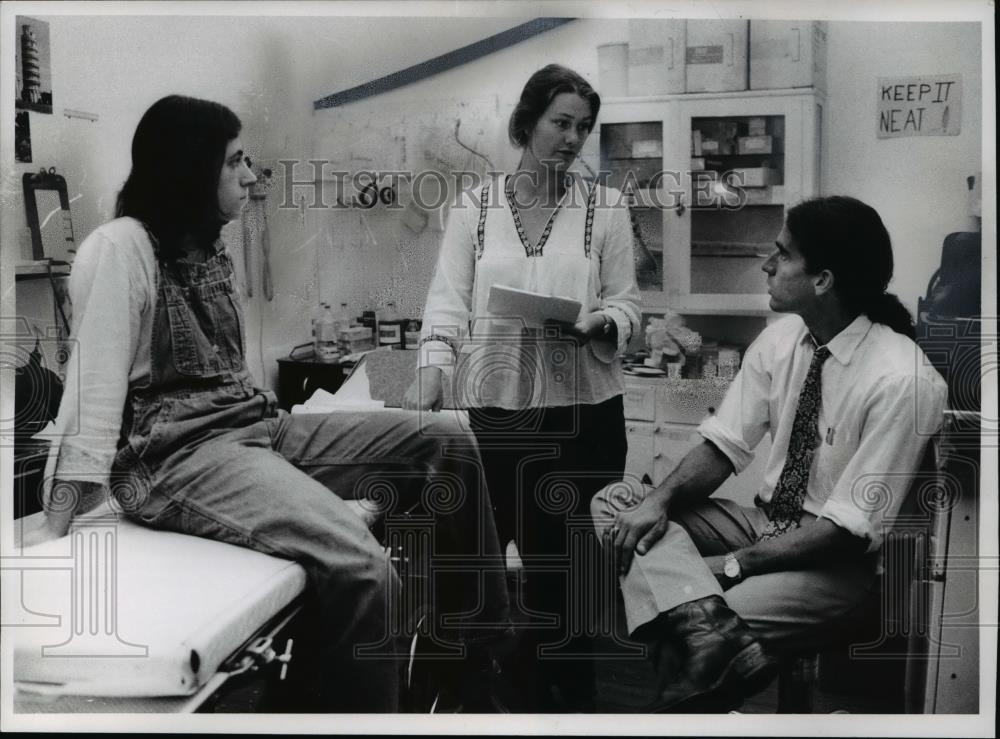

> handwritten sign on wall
[877,74,961,138]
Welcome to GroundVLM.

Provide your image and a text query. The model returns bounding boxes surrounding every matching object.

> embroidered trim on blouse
[476,179,491,260]
[583,181,598,259]
[503,175,563,258]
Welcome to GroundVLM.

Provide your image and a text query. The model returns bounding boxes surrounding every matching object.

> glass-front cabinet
[598,89,822,314]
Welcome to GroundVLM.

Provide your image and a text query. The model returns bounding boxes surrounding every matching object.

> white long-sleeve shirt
[417,176,642,409]
[43,218,158,490]
[698,314,948,552]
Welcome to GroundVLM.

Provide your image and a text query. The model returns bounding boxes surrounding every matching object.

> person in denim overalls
[31,95,511,712]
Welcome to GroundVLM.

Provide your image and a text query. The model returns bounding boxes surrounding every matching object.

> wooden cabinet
[597,88,823,315]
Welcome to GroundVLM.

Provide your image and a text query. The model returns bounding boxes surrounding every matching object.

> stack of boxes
[599,20,828,97]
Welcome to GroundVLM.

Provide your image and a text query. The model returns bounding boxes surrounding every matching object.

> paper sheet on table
[487,284,582,326]
[291,387,385,414]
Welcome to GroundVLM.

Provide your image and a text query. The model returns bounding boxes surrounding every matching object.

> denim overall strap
[115,242,276,472]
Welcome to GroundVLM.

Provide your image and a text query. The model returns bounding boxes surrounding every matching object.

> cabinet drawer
[658,383,728,424]
[625,423,656,482]
[652,423,703,485]
[624,383,658,421]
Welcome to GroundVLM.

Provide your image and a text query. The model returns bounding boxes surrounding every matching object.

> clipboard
[486,284,582,325]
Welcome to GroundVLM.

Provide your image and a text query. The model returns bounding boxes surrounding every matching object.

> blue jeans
[119,406,510,712]
[111,243,508,710]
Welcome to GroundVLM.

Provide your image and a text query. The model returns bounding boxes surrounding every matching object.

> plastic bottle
[314,303,340,362]
[701,341,719,379]
[378,301,404,348]
[404,319,422,350]
[359,307,378,340]
[334,302,353,332]
[311,303,327,357]
[333,302,353,352]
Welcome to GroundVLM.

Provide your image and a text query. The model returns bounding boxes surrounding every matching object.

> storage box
[628,19,686,95]
[747,117,767,136]
[749,20,828,91]
[737,135,773,154]
[685,20,749,93]
[728,167,780,187]
[338,325,373,353]
[632,139,663,158]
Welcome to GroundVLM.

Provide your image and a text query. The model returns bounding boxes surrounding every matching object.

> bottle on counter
[359,307,378,338]
[404,319,422,350]
[717,346,741,381]
[701,341,719,379]
[334,302,353,333]
[314,303,341,362]
[378,301,405,348]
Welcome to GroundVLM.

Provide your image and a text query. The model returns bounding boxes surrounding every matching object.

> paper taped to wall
[487,284,582,325]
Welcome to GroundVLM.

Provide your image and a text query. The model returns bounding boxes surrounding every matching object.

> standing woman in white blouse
[404,64,642,711]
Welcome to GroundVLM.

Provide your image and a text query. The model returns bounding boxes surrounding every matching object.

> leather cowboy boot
[643,595,778,713]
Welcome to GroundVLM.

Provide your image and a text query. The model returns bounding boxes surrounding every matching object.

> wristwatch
[723,552,743,582]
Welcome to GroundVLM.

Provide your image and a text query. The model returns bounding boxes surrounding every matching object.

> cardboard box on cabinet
[628,19,687,95]
[685,20,749,93]
[749,20,828,91]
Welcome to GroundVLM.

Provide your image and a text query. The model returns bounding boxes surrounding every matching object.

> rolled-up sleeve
[591,199,641,363]
[417,197,476,375]
[819,373,947,552]
[697,337,772,474]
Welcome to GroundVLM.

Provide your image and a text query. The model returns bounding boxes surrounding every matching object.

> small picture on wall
[14,16,53,115]
[15,111,32,163]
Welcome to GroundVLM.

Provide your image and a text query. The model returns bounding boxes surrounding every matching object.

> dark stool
[775,439,945,713]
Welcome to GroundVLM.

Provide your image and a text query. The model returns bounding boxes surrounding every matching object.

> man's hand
[606,490,669,575]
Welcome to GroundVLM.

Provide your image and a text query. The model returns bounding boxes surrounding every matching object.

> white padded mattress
[7,509,307,698]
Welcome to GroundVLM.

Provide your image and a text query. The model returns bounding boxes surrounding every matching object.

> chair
[775,436,945,713]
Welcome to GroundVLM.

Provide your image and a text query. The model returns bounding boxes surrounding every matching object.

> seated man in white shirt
[592,195,948,712]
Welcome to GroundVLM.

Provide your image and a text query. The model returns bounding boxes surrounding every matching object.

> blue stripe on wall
[313,18,575,110]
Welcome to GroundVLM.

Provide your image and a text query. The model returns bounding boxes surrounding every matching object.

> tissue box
[737,135,773,154]
[728,167,780,187]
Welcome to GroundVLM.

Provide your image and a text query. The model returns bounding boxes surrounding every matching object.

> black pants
[469,395,627,711]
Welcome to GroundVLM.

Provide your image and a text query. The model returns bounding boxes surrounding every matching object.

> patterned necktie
[757,345,832,541]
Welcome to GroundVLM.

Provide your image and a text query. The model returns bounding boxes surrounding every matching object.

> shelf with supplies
[598,88,822,315]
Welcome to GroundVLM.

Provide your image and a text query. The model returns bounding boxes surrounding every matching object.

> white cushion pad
[8,509,307,698]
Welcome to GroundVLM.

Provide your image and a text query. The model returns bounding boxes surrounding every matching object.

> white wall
[4,14,985,393]
[822,21,982,316]
[254,17,631,390]
[4,15,284,377]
